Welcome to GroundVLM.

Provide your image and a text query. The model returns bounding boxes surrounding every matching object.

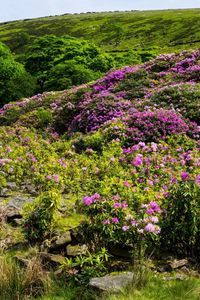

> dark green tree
[24,35,115,92]
[0,42,36,107]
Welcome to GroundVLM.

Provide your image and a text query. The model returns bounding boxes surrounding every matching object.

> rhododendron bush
[0,49,200,258]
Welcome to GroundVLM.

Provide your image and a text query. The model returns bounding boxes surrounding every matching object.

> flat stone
[39,252,66,267]
[66,244,88,256]
[169,259,188,270]
[50,232,72,250]
[89,272,134,292]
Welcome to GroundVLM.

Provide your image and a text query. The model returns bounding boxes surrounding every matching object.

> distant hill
[1,9,200,55]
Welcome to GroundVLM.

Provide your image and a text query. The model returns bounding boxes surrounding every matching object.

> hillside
[0,49,200,299]
[1,9,200,55]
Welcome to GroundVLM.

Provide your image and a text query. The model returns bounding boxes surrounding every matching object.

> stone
[89,272,134,292]
[39,252,65,267]
[6,182,17,191]
[66,244,88,256]
[169,259,188,270]
[6,206,22,220]
[50,232,72,250]
[12,218,24,226]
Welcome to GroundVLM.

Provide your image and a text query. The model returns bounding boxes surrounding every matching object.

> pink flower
[113,202,122,209]
[102,219,110,225]
[149,201,161,213]
[123,181,130,187]
[150,216,159,224]
[146,208,154,215]
[145,223,156,233]
[46,175,52,180]
[53,174,60,183]
[83,196,93,206]
[122,225,129,231]
[121,201,128,209]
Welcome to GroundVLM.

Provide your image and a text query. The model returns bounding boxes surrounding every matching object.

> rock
[7,194,34,209]
[50,232,72,250]
[12,218,24,226]
[169,259,188,270]
[25,184,37,195]
[66,244,88,256]
[89,272,134,292]
[6,206,22,220]
[39,252,65,267]
[6,182,17,191]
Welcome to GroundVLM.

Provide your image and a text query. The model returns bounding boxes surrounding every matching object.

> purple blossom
[181,172,190,181]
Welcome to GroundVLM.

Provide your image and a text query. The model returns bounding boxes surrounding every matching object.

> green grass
[33,274,200,300]
[1,9,200,55]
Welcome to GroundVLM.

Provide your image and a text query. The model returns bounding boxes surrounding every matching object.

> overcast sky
[1,0,200,22]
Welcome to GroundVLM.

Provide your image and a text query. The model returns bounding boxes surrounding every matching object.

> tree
[0,42,36,107]
[24,35,115,92]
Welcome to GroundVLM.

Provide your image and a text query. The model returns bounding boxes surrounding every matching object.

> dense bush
[24,35,115,92]
[146,83,200,124]
[161,178,200,257]
[23,190,61,242]
[0,42,36,106]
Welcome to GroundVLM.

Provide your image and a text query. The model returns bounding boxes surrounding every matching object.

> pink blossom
[122,225,129,231]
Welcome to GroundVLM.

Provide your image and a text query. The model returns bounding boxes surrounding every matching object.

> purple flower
[196,174,200,185]
[132,155,143,167]
[46,175,52,181]
[112,217,119,223]
[181,171,190,181]
[149,201,161,213]
[113,202,122,209]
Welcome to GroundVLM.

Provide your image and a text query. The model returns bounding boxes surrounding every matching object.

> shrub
[161,178,200,257]
[23,190,61,242]
[82,194,161,258]
[148,83,200,124]
[122,109,198,145]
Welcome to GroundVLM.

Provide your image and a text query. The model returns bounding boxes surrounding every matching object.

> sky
[1,0,200,22]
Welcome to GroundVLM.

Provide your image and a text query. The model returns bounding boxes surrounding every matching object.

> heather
[0,49,200,299]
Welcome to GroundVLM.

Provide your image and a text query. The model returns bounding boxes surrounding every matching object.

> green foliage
[45,61,100,91]
[148,84,200,124]
[23,190,61,242]
[0,42,35,106]
[24,35,114,92]
[60,248,110,285]
[161,180,200,257]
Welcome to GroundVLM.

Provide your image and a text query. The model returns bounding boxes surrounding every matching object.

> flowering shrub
[122,109,199,145]
[82,193,161,257]
[147,83,200,124]
[69,92,135,133]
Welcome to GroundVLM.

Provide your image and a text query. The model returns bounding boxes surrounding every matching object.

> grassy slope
[1,9,200,54]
